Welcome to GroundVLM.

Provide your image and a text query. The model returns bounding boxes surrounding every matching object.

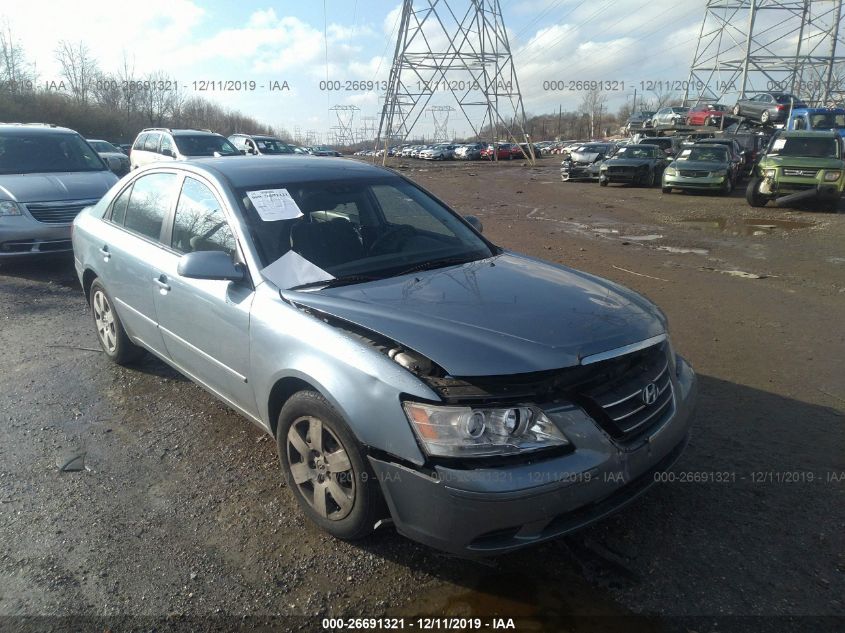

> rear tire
[733,104,741,116]
[761,110,770,124]
[277,390,385,541]
[89,280,144,365]
[745,177,768,207]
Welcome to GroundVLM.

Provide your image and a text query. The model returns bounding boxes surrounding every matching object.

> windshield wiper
[288,274,382,291]
[391,255,484,278]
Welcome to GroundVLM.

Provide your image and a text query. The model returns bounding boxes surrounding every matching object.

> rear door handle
[153,275,171,292]
[99,245,110,261]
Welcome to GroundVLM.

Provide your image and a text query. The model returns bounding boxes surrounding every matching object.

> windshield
[768,136,840,158]
[174,135,240,157]
[238,178,494,282]
[89,140,119,153]
[809,113,845,129]
[255,138,293,154]
[0,132,107,174]
[685,147,729,162]
[615,146,658,158]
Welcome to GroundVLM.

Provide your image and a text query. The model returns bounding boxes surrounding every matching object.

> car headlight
[824,170,841,181]
[0,200,22,216]
[403,401,570,458]
[664,167,677,176]
[764,168,776,178]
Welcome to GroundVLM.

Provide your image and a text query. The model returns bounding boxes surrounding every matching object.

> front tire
[746,177,768,207]
[721,176,733,196]
[662,186,672,194]
[277,391,384,541]
[599,179,608,187]
[761,110,770,124]
[89,280,144,365]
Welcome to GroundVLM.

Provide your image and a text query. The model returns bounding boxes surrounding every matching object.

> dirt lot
[1,158,843,633]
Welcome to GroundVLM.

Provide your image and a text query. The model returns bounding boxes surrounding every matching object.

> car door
[98,171,178,357]
[152,175,258,417]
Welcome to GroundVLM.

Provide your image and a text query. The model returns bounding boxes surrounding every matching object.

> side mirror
[240,149,247,155]
[464,215,483,233]
[177,250,245,282]
[162,148,175,158]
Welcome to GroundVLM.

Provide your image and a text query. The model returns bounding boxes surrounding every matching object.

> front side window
[123,172,179,241]
[159,134,174,155]
[237,178,494,281]
[133,133,148,150]
[171,177,235,255]
[0,132,107,174]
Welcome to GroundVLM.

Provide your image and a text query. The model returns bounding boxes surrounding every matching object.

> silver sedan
[72,156,696,556]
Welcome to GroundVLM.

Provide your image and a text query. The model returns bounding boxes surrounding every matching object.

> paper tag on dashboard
[247,189,304,221]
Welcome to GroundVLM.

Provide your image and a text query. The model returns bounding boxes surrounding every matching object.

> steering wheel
[368,224,416,255]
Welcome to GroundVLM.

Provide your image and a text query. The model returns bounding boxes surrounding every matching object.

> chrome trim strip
[159,325,248,384]
[622,384,675,433]
[580,333,667,366]
[602,362,670,407]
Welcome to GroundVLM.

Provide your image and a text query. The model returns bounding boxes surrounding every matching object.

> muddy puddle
[388,561,659,632]
[681,217,814,236]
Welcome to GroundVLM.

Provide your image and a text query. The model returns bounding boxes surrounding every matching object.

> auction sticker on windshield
[247,188,304,221]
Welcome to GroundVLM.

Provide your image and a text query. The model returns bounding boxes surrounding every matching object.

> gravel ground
[0,158,843,633]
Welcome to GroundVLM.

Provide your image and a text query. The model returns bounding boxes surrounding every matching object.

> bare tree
[55,40,98,104]
[139,70,178,126]
[0,20,34,95]
[579,88,607,138]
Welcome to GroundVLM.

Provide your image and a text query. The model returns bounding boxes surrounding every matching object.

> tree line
[0,26,290,143]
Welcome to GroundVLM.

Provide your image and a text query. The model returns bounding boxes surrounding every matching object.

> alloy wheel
[92,289,117,353]
[286,416,355,520]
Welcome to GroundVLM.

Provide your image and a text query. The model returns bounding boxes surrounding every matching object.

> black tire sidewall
[276,390,382,540]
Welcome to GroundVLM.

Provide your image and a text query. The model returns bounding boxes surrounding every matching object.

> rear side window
[110,185,133,225]
[133,133,148,150]
[171,177,235,255]
[123,173,178,241]
[144,133,161,152]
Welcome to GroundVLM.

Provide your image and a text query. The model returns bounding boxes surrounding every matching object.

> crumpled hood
[569,151,602,163]
[764,155,844,170]
[0,171,118,203]
[282,252,666,376]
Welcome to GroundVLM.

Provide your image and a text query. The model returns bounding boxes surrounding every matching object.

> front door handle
[153,275,171,293]
[99,245,110,261]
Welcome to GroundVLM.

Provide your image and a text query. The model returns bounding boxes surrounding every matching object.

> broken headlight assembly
[403,401,570,458]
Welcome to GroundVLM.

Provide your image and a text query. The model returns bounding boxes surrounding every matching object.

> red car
[480,143,515,160]
[686,103,727,127]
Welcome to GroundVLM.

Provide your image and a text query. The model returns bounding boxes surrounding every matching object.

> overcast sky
[4,0,711,140]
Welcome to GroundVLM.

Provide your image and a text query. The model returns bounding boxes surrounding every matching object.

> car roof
[0,123,79,135]
[159,156,398,188]
[775,130,840,138]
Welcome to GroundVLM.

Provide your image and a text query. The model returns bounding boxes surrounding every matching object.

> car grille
[575,342,674,441]
[782,168,819,178]
[679,170,709,177]
[24,199,100,224]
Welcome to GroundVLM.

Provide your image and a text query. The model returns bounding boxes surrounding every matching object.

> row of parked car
[357,141,542,161]
[560,129,845,210]
[0,123,345,260]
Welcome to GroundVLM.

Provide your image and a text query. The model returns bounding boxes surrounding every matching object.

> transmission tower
[377,0,532,161]
[684,0,845,107]
[359,115,378,146]
[428,105,455,141]
[329,105,359,146]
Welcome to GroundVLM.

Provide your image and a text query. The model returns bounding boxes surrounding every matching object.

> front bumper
[765,179,842,201]
[0,217,73,258]
[561,165,600,181]
[371,355,697,557]
[663,174,725,190]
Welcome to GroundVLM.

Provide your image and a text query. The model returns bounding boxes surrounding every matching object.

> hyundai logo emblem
[642,382,658,406]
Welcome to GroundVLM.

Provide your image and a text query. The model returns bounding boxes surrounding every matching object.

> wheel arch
[267,375,322,438]
[82,268,98,303]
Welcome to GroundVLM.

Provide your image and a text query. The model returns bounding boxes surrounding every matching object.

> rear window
[174,135,240,157]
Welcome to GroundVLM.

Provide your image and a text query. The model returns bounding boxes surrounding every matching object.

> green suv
[746,130,844,211]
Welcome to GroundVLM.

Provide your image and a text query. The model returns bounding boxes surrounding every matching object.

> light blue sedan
[72,156,696,556]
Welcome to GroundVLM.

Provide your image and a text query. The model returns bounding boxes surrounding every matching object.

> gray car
[88,139,131,176]
[71,156,696,556]
[0,124,118,258]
